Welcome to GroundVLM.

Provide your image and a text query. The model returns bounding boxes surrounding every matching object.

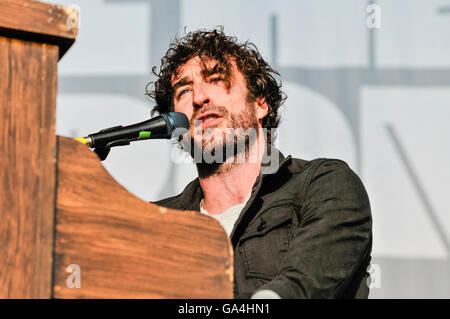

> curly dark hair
[146,27,286,144]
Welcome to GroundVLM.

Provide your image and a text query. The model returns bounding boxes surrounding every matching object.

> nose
[192,83,210,110]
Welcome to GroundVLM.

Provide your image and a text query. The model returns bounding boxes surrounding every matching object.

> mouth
[194,112,224,129]
[196,111,223,121]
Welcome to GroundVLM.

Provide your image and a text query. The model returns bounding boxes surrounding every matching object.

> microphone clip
[93,138,130,161]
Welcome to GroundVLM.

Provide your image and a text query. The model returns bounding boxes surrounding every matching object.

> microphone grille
[162,112,190,137]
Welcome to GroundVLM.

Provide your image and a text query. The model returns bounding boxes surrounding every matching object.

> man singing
[149,28,372,299]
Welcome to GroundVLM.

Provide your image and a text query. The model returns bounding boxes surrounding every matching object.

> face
[171,56,268,159]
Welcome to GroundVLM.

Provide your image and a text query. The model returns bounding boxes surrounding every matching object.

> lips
[194,111,224,129]
[195,111,223,121]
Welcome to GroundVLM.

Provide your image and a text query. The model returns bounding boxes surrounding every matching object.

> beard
[179,101,259,178]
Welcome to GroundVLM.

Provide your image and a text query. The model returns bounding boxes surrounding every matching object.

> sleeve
[255,159,373,298]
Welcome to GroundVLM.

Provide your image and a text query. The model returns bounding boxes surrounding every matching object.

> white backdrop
[47,0,450,298]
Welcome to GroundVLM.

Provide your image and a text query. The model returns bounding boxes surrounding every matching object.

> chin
[201,139,223,154]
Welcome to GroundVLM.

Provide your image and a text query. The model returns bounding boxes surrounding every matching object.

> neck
[198,130,265,215]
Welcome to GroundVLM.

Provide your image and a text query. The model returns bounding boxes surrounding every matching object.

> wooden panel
[53,137,233,299]
[0,36,58,298]
[0,0,77,39]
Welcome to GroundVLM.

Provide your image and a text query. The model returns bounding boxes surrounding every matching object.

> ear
[254,97,269,121]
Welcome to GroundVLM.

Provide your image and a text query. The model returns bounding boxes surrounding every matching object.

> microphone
[74,111,189,149]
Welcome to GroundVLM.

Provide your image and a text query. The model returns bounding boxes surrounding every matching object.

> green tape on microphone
[138,131,151,140]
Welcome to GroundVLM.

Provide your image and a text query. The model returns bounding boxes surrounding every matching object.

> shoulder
[288,157,368,202]
[289,157,350,173]
[151,178,202,211]
[299,158,371,217]
[289,157,357,180]
[307,158,363,189]
[152,193,182,209]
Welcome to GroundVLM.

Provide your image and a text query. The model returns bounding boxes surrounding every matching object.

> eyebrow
[172,77,193,94]
[202,64,223,77]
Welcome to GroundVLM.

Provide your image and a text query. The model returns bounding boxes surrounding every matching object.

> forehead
[171,56,238,85]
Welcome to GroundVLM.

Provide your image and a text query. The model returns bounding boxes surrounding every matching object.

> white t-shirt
[199,191,251,236]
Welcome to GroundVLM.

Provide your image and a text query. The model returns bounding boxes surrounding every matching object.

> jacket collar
[261,143,291,176]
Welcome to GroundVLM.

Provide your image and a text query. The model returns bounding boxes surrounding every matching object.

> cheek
[174,102,193,120]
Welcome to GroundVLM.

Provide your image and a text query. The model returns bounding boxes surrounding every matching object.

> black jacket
[154,149,373,298]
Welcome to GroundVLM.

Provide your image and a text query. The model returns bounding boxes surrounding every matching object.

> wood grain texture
[0,36,58,298]
[0,0,77,39]
[0,0,77,59]
[54,137,233,299]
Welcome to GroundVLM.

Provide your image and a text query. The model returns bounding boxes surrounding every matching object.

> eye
[210,77,224,83]
[177,88,190,99]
